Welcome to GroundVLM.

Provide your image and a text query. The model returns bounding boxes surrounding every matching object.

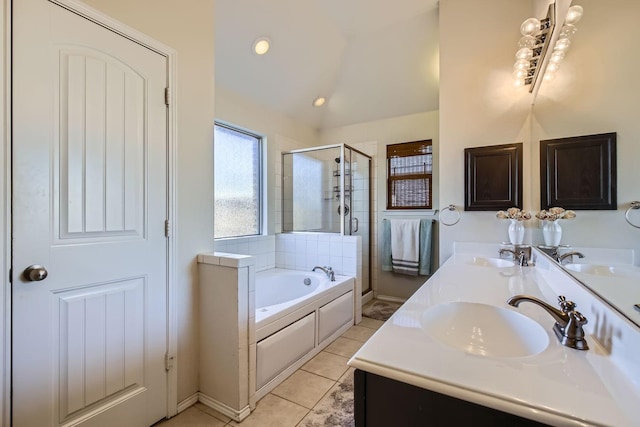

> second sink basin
[421,302,549,358]
[467,257,514,268]
[564,263,639,279]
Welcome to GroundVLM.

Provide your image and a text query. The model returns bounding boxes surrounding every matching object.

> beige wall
[439,0,534,262]
[80,0,215,402]
[440,0,640,264]
[320,111,439,299]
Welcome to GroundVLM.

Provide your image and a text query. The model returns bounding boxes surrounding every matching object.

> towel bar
[439,204,461,226]
[625,201,640,228]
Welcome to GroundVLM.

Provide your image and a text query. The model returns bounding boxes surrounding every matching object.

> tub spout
[312,266,335,281]
[507,295,588,350]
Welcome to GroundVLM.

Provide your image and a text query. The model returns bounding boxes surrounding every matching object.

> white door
[12,0,169,426]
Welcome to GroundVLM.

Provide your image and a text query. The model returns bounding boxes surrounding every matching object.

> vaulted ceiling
[215,0,440,130]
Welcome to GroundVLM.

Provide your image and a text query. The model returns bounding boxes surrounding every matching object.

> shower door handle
[352,217,359,233]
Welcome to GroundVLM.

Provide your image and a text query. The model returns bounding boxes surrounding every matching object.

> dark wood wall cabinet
[354,369,549,427]
[540,132,617,210]
[464,143,523,211]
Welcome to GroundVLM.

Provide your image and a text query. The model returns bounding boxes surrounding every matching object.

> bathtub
[254,268,355,398]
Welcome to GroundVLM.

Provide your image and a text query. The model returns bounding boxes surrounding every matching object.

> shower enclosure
[282,144,372,294]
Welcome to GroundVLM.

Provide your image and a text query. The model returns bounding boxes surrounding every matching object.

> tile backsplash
[214,233,361,278]
[214,235,276,271]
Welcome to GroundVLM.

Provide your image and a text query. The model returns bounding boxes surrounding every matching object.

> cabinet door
[355,370,549,427]
[257,312,315,389]
[318,291,354,343]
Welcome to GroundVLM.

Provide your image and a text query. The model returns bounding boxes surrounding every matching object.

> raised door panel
[55,47,145,242]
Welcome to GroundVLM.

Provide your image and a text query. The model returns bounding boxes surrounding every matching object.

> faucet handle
[557,296,576,313]
[569,310,588,326]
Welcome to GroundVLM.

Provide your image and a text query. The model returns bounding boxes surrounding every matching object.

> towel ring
[439,204,461,226]
[625,201,640,229]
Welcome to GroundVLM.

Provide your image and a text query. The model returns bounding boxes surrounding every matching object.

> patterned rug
[299,370,355,427]
[362,300,402,321]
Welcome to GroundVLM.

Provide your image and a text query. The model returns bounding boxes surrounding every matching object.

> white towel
[390,219,421,275]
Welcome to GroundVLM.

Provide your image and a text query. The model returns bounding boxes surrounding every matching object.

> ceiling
[215,0,440,130]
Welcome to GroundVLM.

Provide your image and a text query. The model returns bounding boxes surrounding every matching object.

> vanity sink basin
[565,263,639,279]
[467,257,514,268]
[421,302,549,358]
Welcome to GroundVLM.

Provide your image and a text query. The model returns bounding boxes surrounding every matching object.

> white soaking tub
[254,268,354,398]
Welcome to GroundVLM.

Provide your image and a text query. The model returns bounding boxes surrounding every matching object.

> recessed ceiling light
[252,37,270,55]
[312,96,326,107]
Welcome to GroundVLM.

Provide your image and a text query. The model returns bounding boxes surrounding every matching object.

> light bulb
[518,35,536,49]
[514,59,530,71]
[515,48,533,60]
[252,37,271,55]
[560,24,578,39]
[312,97,326,107]
[513,78,526,87]
[546,62,560,73]
[513,69,527,79]
[520,18,541,36]
[550,51,565,63]
[555,38,571,51]
[543,71,556,81]
[565,5,584,25]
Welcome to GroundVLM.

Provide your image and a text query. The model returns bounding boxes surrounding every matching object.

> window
[387,140,433,209]
[214,123,262,238]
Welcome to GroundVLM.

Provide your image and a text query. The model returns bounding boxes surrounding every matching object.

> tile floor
[159,317,385,427]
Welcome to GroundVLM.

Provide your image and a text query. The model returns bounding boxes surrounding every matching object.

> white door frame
[0,0,179,421]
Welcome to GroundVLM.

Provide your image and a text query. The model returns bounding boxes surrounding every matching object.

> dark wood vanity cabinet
[354,369,549,427]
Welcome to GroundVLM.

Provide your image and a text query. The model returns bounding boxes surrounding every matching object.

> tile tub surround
[197,250,360,422]
[214,233,362,321]
[349,244,640,426]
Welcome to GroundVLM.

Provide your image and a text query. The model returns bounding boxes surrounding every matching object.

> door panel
[56,47,145,240]
[12,0,168,426]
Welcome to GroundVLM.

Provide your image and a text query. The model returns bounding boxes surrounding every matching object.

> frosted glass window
[214,123,262,238]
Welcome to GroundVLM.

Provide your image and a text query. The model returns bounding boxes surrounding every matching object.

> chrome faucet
[312,266,335,281]
[557,251,585,264]
[507,295,588,350]
[499,248,529,266]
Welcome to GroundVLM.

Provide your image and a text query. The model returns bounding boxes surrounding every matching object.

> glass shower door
[346,147,371,294]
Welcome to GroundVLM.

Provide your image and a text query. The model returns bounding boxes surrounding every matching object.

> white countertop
[348,248,640,426]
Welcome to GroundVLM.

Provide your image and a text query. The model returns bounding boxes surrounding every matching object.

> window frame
[386,140,433,210]
[213,121,264,239]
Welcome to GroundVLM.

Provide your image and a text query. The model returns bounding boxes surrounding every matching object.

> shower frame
[281,143,373,294]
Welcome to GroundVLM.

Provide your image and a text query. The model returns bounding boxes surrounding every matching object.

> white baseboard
[198,392,251,422]
[176,393,199,414]
[375,294,407,304]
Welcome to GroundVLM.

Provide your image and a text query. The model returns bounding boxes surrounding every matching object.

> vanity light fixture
[312,96,326,107]
[513,4,584,90]
[252,37,271,55]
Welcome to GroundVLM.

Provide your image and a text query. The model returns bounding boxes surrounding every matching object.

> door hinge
[165,353,175,371]
[164,87,170,106]
[164,219,171,238]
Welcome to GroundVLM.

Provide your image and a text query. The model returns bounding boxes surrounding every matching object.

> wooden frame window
[387,140,432,209]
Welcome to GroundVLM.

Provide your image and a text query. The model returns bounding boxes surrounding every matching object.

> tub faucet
[507,295,588,350]
[498,248,529,266]
[312,266,335,281]
[557,251,585,264]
